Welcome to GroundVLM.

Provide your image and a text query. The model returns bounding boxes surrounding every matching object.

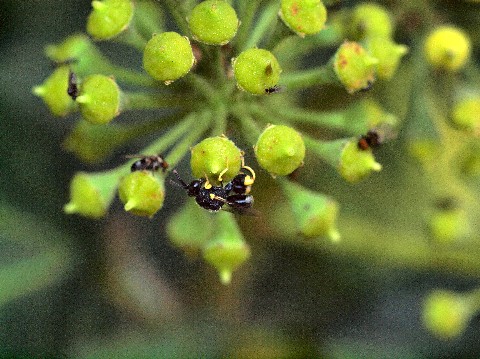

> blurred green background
[1,0,480,358]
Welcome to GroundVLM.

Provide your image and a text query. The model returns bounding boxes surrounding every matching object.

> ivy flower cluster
[33,0,480,339]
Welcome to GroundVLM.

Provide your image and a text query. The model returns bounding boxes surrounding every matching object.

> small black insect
[357,125,397,151]
[357,129,382,150]
[171,169,255,214]
[358,80,374,93]
[127,154,169,173]
[265,85,283,94]
[67,70,79,100]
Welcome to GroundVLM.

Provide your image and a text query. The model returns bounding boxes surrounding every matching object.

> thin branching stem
[241,0,281,51]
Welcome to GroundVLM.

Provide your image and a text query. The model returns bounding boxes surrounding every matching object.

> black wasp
[357,125,397,151]
[357,129,382,151]
[127,154,169,173]
[67,70,79,100]
[265,85,283,94]
[171,165,256,215]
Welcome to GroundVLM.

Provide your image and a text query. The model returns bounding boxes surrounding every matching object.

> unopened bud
[423,290,473,340]
[87,0,134,40]
[143,32,195,84]
[32,66,76,117]
[64,170,121,218]
[118,171,165,218]
[349,2,393,40]
[188,0,239,45]
[424,26,471,72]
[281,180,340,242]
[279,0,328,37]
[233,48,282,95]
[190,136,243,185]
[202,212,250,284]
[167,201,213,255]
[76,74,121,124]
[255,124,306,177]
[333,41,378,94]
[364,37,408,80]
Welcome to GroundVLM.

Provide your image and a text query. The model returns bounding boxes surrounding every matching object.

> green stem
[241,0,281,51]
[254,103,350,132]
[272,27,343,64]
[63,112,190,164]
[281,64,337,90]
[118,112,189,144]
[122,92,185,110]
[210,46,227,83]
[264,16,290,51]
[211,104,228,136]
[187,73,221,106]
[165,111,212,168]
[107,64,156,87]
[234,0,262,50]
[140,112,200,157]
[162,0,190,35]
[246,103,277,127]
[231,104,262,144]
[134,1,166,37]
[114,25,148,52]
[303,134,348,169]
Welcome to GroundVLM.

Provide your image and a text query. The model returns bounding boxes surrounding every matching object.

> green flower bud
[118,171,165,218]
[255,125,305,177]
[233,48,282,95]
[349,2,393,40]
[451,97,480,135]
[167,201,214,255]
[188,0,239,45]
[190,136,243,185]
[86,0,134,40]
[45,35,151,86]
[76,74,121,124]
[333,41,378,94]
[423,290,472,339]
[63,120,127,164]
[339,139,381,183]
[364,37,408,80]
[64,170,121,218]
[429,206,470,243]
[202,211,250,284]
[279,0,328,37]
[46,34,89,63]
[143,32,195,84]
[424,26,471,72]
[32,66,75,117]
[281,180,340,242]
[361,99,398,129]
[310,138,381,182]
[45,34,109,77]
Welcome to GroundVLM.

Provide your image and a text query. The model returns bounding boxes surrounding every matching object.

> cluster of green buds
[31,0,409,283]
[32,0,478,294]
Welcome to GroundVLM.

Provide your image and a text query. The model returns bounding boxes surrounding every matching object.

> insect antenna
[171,169,189,189]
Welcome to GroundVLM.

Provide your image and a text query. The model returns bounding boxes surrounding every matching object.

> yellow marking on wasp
[218,166,229,182]
[242,165,256,183]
